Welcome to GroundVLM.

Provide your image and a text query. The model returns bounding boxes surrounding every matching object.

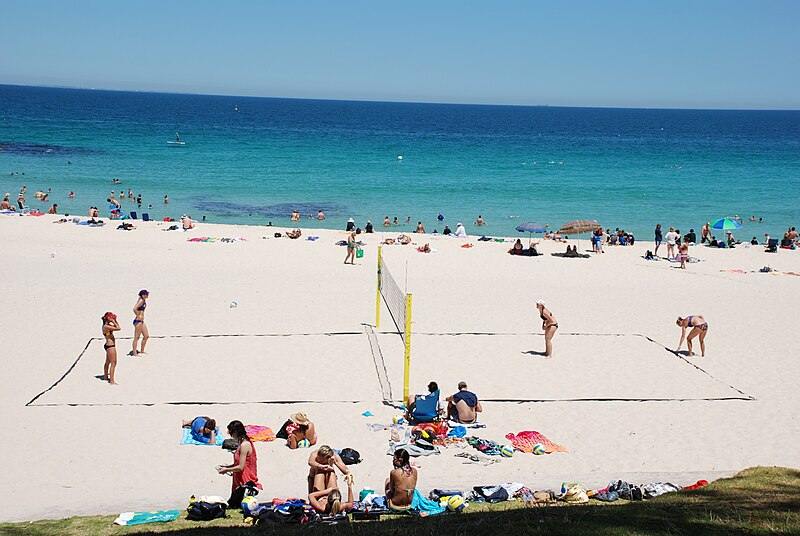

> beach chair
[410,390,440,423]
[765,238,778,253]
[129,211,137,220]
[142,213,150,222]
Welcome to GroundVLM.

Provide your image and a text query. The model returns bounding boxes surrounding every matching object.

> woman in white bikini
[676,315,708,357]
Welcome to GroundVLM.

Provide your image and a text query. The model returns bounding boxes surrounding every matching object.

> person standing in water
[102,312,121,385]
[131,290,150,356]
[175,132,180,142]
[536,300,558,358]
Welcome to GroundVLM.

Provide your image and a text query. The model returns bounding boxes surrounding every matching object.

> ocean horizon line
[2,83,798,113]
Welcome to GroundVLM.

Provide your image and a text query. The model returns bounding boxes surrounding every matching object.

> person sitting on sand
[307,445,353,493]
[182,416,217,444]
[564,245,579,257]
[181,214,195,230]
[287,228,302,239]
[284,412,318,449]
[446,381,483,423]
[442,225,452,236]
[406,381,444,421]
[685,229,697,244]
[751,236,759,245]
[676,315,708,357]
[101,312,121,385]
[48,203,58,214]
[309,473,354,516]
[217,420,262,508]
[385,448,417,513]
[365,221,374,233]
[415,222,426,233]
[0,194,10,210]
[398,234,412,245]
[509,239,524,255]
[453,223,467,238]
[382,237,396,245]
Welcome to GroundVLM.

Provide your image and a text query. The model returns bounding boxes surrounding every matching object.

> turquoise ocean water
[1,84,798,239]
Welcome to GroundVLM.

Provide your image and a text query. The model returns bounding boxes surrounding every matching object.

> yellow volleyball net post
[376,246,382,329]
[377,250,413,403]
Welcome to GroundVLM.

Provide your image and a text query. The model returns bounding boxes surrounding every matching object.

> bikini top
[137,300,147,311]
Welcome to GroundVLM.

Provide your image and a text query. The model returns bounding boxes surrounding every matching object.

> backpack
[187,501,227,521]
[339,448,361,465]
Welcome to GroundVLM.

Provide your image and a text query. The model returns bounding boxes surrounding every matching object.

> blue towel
[180,428,224,446]
[410,489,445,516]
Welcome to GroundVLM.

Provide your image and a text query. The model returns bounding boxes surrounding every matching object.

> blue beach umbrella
[516,221,548,246]
[711,218,742,231]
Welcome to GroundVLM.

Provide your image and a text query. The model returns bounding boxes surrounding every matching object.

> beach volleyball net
[376,247,413,401]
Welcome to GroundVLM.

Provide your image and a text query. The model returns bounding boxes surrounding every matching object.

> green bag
[356,248,364,258]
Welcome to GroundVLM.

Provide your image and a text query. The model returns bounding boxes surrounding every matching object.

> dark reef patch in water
[192,199,348,218]
[0,141,103,157]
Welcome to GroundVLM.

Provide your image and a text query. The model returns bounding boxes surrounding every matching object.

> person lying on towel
[182,416,217,444]
[446,381,483,424]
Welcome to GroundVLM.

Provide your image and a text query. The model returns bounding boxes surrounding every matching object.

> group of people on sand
[405,381,484,424]
[100,289,150,384]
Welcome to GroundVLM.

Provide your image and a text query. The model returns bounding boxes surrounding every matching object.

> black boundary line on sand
[399,331,755,401]
[28,331,754,407]
[24,331,364,407]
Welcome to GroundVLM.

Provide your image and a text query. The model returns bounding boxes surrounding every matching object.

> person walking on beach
[344,232,357,264]
[654,224,663,256]
[131,289,150,356]
[101,312,121,385]
[676,315,708,357]
[536,300,558,358]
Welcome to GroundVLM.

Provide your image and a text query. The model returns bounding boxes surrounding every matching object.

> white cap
[348,218,354,222]
[536,300,545,306]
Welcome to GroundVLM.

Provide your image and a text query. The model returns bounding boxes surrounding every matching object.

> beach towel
[114,510,181,526]
[246,425,276,442]
[408,489,446,516]
[181,428,225,446]
[505,431,568,454]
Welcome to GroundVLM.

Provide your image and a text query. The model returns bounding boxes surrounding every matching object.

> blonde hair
[318,445,334,459]
[328,489,342,515]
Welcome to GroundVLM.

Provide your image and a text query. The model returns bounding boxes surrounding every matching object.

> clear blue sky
[2,1,798,109]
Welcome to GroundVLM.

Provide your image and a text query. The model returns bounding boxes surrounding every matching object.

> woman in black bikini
[676,315,708,357]
[536,300,558,358]
[102,312,121,384]
[131,289,149,356]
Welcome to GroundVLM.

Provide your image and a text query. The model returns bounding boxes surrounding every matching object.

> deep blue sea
[1,84,799,239]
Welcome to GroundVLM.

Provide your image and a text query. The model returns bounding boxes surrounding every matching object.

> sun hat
[290,413,310,426]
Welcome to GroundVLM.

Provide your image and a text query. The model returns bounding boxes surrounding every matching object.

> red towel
[505,430,568,454]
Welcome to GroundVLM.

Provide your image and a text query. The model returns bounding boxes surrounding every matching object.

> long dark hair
[227,420,250,442]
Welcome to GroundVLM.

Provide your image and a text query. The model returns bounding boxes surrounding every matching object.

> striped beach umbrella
[558,219,602,236]
[711,217,742,231]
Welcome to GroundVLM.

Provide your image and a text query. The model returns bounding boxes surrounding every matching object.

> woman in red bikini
[676,315,708,357]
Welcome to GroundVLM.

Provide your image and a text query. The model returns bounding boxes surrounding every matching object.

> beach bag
[356,248,364,258]
[340,448,361,465]
[560,485,589,504]
[256,505,312,525]
[187,501,227,521]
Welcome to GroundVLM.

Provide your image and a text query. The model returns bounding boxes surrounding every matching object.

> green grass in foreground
[2,467,798,536]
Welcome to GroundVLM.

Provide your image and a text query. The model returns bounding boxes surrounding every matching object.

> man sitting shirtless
[446,381,483,423]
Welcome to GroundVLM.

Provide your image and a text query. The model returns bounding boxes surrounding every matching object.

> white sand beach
[1,214,799,522]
